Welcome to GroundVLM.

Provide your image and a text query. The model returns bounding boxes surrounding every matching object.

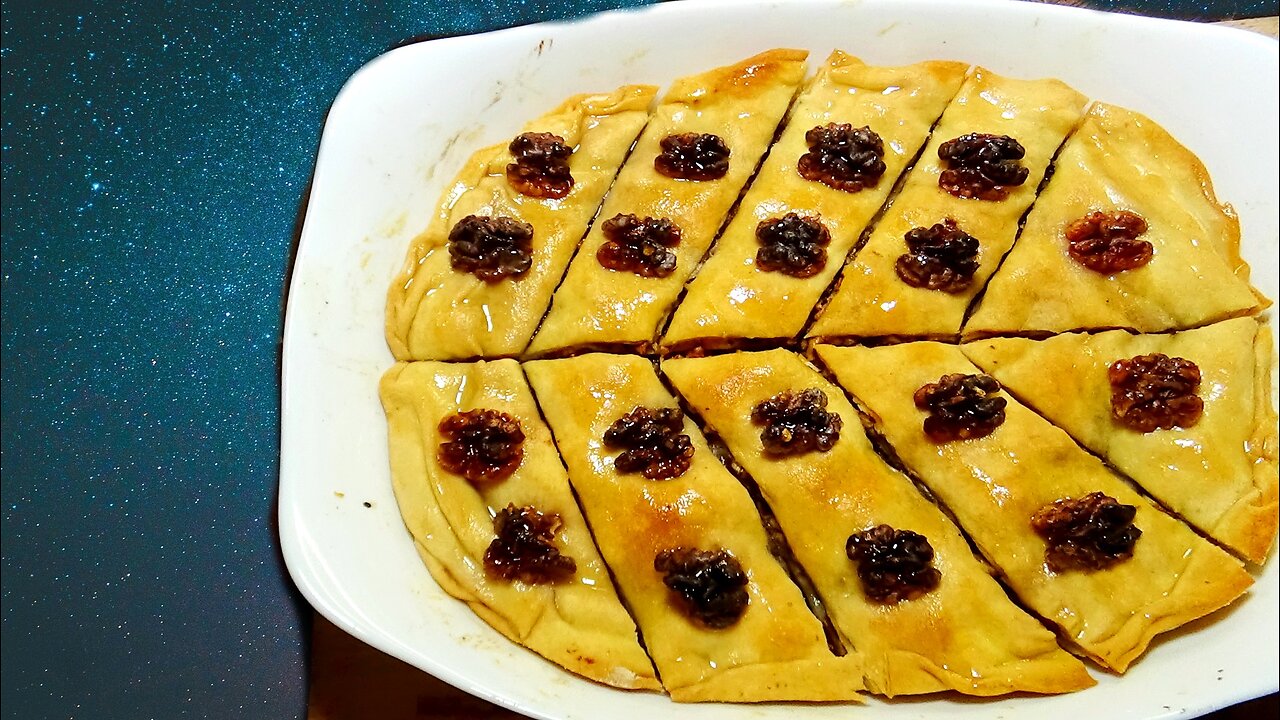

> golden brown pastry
[662,348,1094,696]
[386,85,656,360]
[380,360,659,689]
[524,353,863,702]
[661,53,968,350]
[815,341,1254,672]
[807,68,1088,340]
[526,50,809,355]
[378,48,1278,702]
[963,317,1278,563]
[965,103,1267,338]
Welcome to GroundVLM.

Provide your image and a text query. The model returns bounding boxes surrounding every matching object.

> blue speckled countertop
[0,1,1272,718]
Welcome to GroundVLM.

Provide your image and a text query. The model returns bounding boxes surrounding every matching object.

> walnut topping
[437,409,525,483]
[654,547,749,628]
[596,213,682,278]
[1108,354,1204,432]
[484,504,577,583]
[894,218,981,293]
[1065,210,1153,273]
[913,374,1007,443]
[750,388,842,456]
[755,213,831,278]
[603,406,694,480]
[505,132,574,199]
[796,123,887,193]
[447,215,534,282]
[654,132,730,181]
[845,525,942,603]
[937,133,1029,200]
[1031,492,1142,572]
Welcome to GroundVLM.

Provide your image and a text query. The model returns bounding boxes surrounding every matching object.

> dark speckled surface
[0,1,1272,719]
[0,2,651,718]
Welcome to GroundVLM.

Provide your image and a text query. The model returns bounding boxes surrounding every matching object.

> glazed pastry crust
[661,52,968,348]
[379,360,659,689]
[662,349,1094,696]
[523,353,863,702]
[965,103,1267,337]
[963,318,1279,563]
[386,85,657,360]
[815,342,1254,672]
[807,68,1088,340]
[527,50,809,355]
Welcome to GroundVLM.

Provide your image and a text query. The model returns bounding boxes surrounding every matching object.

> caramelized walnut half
[437,409,525,483]
[937,133,1029,200]
[755,213,831,278]
[846,525,941,603]
[603,406,694,480]
[596,213,682,278]
[1065,210,1153,273]
[1108,354,1204,432]
[796,123,887,193]
[505,131,574,199]
[447,215,534,282]
[894,218,981,293]
[1031,492,1141,572]
[484,504,577,583]
[750,388,842,456]
[654,132,730,181]
[913,374,1007,443]
[654,547,749,629]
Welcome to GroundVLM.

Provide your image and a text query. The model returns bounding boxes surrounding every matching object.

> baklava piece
[662,52,967,348]
[807,68,1087,340]
[663,349,1092,696]
[524,353,862,702]
[380,360,659,688]
[963,317,1278,563]
[816,341,1254,672]
[527,49,809,355]
[386,84,657,360]
[966,103,1268,337]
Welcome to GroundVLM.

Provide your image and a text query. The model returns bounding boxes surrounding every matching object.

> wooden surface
[309,12,1280,720]
[308,612,1280,719]
[308,617,523,720]
[1217,15,1280,34]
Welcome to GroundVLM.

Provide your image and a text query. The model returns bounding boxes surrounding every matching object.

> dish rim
[279,2,1280,719]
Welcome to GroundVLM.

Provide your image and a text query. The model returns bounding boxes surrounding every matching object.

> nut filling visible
[755,213,832,278]
[750,388,843,456]
[447,215,535,282]
[505,131,575,199]
[913,374,1007,443]
[1066,210,1153,273]
[1031,492,1142,573]
[845,525,942,603]
[437,409,525,483]
[796,123,887,193]
[654,547,749,629]
[937,133,1029,200]
[1108,353,1204,432]
[603,406,694,480]
[654,132,731,181]
[894,218,981,292]
[596,213,682,278]
[484,504,577,583]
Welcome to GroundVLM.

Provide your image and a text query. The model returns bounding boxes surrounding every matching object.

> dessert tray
[280,1,1280,718]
